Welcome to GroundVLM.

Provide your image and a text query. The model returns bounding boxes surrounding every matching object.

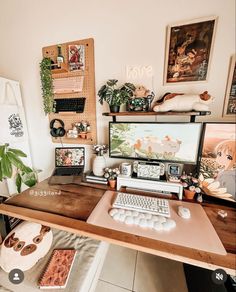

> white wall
[0,0,235,180]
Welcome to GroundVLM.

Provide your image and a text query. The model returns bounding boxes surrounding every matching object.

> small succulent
[180,173,201,193]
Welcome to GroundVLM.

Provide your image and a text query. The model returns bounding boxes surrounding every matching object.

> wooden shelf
[51,63,68,74]
[103,110,211,122]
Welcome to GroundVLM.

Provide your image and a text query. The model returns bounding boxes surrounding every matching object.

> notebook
[48,147,85,185]
[38,249,77,289]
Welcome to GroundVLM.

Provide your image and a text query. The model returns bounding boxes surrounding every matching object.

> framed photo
[199,123,236,202]
[222,55,236,117]
[164,16,217,84]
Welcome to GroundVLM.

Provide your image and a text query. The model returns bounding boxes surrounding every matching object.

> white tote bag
[0,81,27,143]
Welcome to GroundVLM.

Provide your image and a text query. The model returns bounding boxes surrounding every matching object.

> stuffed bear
[153,91,213,112]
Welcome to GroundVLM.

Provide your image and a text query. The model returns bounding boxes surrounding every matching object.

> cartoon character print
[8,113,24,137]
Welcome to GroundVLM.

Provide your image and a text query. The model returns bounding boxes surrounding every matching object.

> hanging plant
[0,144,38,193]
[40,57,55,115]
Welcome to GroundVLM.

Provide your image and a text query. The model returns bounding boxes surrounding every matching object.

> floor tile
[95,280,131,292]
[99,244,137,290]
[133,252,188,292]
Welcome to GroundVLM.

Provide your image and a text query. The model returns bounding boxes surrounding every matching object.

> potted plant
[0,143,38,193]
[40,57,56,115]
[180,172,201,200]
[98,79,135,113]
[103,167,120,189]
[92,144,108,176]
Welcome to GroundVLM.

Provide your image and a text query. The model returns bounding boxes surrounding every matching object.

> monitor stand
[116,175,183,200]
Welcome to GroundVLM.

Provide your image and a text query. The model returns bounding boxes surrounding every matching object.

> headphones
[50,119,66,138]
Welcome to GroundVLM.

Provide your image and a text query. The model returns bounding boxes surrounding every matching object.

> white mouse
[178,206,191,219]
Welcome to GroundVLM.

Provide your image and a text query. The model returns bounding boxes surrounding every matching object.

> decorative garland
[40,57,55,114]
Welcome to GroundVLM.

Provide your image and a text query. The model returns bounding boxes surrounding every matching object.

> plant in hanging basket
[40,57,56,115]
[0,143,38,193]
[98,79,135,111]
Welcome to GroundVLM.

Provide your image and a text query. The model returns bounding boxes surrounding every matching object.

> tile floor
[94,244,188,292]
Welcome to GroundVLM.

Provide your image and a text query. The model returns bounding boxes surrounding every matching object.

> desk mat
[87,191,227,255]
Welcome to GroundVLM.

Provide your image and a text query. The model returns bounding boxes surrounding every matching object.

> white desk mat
[87,191,227,255]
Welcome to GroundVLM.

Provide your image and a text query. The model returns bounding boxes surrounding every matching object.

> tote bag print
[0,81,26,142]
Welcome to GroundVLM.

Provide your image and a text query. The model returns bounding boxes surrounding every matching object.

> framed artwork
[199,123,236,202]
[222,55,236,117]
[164,16,217,84]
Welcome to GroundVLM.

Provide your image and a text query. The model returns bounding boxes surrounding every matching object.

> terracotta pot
[108,179,116,189]
[79,132,87,139]
[184,189,195,200]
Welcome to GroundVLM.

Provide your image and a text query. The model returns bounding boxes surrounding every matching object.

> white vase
[93,155,106,176]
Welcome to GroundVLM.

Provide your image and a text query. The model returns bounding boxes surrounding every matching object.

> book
[85,171,107,182]
[86,178,108,185]
[38,249,76,289]
[68,44,85,71]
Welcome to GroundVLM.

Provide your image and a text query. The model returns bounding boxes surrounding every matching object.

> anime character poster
[199,123,236,202]
[68,44,85,71]
[164,17,217,84]
[223,55,236,117]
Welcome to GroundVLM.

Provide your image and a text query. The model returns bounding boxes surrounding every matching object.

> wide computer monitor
[109,122,203,165]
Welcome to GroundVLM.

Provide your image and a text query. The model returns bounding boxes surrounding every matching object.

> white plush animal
[0,222,53,272]
[153,91,213,112]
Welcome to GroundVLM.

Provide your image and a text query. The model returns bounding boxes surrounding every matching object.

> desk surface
[0,179,235,275]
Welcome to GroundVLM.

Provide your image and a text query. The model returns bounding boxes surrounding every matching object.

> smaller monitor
[199,122,236,202]
[55,147,85,167]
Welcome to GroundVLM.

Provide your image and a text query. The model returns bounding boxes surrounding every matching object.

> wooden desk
[0,179,235,275]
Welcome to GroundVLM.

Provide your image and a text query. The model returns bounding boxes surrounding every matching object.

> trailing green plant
[40,57,55,115]
[0,144,38,193]
[98,79,135,106]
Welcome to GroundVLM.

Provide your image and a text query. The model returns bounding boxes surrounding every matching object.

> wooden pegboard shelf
[42,38,97,145]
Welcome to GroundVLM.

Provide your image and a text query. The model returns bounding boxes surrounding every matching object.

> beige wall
[0,0,235,180]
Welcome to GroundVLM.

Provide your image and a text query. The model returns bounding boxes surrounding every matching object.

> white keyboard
[112,192,170,217]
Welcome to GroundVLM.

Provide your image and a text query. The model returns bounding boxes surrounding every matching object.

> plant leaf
[21,172,37,187]
[0,145,5,157]
[22,165,33,173]
[0,161,2,181]
[16,173,22,193]
[1,154,12,178]
[6,152,25,170]
[8,148,27,157]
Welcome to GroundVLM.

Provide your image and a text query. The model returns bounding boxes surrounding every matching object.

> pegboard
[42,38,97,145]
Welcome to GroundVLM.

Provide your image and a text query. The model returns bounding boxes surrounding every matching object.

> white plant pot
[93,156,106,176]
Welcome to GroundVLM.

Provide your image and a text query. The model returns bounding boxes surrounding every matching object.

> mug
[120,163,132,177]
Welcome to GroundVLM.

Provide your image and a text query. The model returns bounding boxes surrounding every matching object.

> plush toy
[153,91,213,112]
[134,85,150,97]
[0,222,53,272]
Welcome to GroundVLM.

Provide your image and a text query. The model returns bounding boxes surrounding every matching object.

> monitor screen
[199,122,236,202]
[109,122,202,165]
[55,147,85,167]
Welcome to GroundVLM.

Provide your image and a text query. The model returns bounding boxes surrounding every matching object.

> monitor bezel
[109,121,203,165]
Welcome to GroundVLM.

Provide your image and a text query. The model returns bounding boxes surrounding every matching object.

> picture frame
[164,16,217,84]
[222,54,236,117]
[199,123,236,202]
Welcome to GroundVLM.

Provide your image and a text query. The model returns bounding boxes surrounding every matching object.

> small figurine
[153,91,213,112]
